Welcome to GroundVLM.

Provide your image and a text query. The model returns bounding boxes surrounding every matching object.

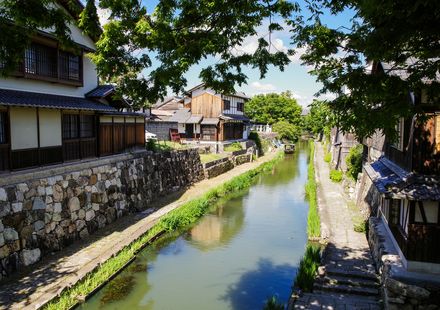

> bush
[248,131,262,153]
[294,244,321,292]
[329,169,343,182]
[146,139,156,151]
[346,144,363,180]
[273,121,298,142]
[323,152,331,163]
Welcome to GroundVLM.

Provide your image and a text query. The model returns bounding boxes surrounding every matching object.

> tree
[0,0,297,107]
[291,0,440,139]
[273,120,299,142]
[245,92,303,126]
[304,99,334,136]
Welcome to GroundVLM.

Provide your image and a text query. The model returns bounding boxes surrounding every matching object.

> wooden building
[169,84,250,144]
[0,1,145,173]
[362,61,440,273]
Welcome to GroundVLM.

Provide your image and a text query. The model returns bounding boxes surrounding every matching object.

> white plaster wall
[126,117,135,123]
[100,116,112,123]
[114,117,125,123]
[39,109,61,147]
[222,95,245,115]
[10,107,38,150]
[178,123,185,134]
[195,124,200,134]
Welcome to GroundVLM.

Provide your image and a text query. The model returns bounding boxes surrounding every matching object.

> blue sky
[97,1,355,107]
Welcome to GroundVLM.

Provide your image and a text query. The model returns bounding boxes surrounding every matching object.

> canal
[81,142,310,310]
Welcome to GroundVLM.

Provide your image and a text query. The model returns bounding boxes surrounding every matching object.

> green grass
[294,243,321,292]
[329,169,343,182]
[199,153,226,163]
[323,152,331,163]
[224,142,243,152]
[146,140,187,152]
[305,140,320,239]
[43,152,284,310]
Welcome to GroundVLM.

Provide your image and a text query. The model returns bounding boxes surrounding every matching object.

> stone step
[325,267,379,281]
[313,282,380,296]
[294,292,381,309]
[317,275,379,288]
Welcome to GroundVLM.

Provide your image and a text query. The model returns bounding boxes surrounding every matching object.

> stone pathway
[291,142,381,310]
[0,151,279,310]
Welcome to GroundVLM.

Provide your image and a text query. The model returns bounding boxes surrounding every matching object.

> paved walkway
[0,151,279,310]
[291,142,381,310]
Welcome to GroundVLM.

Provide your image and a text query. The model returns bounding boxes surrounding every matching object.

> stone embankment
[203,149,253,179]
[0,149,204,281]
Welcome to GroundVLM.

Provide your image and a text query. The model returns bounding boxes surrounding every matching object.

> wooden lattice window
[224,100,231,110]
[80,114,95,138]
[62,114,79,139]
[237,102,244,112]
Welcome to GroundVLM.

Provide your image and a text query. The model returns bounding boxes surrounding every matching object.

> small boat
[284,144,295,154]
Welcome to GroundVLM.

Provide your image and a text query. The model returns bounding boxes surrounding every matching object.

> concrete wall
[145,121,178,140]
[0,149,204,280]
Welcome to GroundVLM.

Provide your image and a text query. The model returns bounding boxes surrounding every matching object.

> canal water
[81,142,310,310]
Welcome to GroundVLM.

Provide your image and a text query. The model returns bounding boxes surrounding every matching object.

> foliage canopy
[245,91,303,126]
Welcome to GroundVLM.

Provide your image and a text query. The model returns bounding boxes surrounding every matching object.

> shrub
[248,131,262,152]
[329,169,343,182]
[273,121,298,142]
[294,244,321,292]
[323,152,331,163]
[146,139,156,151]
[346,144,363,180]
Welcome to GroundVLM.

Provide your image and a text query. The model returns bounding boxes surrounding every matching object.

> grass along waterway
[80,142,310,310]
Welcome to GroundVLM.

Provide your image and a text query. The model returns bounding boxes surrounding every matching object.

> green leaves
[292,0,440,139]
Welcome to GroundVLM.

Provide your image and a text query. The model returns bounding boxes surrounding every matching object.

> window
[63,114,79,139]
[0,112,7,144]
[59,51,80,81]
[392,117,404,151]
[224,100,231,110]
[80,115,94,138]
[237,102,244,112]
[23,42,82,84]
[63,114,95,139]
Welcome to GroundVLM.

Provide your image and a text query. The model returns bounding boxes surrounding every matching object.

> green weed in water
[294,244,321,292]
[263,296,285,310]
[100,275,135,305]
[305,141,320,239]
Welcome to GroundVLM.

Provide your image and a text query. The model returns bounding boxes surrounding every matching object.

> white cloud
[97,6,111,26]
[250,81,277,92]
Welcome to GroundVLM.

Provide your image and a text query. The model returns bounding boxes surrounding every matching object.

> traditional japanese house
[361,61,440,273]
[173,83,250,144]
[0,1,145,173]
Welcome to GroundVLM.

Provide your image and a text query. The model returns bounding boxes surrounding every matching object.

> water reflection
[81,142,310,310]
[188,196,246,251]
[222,258,296,310]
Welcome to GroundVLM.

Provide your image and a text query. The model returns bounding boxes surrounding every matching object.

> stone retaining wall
[203,151,253,179]
[369,217,440,310]
[0,149,204,281]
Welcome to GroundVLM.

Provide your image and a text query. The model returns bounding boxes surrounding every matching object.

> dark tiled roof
[366,157,440,200]
[85,85,115,98]
[0,89,117,112]
[220,114,250,122]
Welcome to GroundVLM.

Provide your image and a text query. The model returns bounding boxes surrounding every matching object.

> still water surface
[81,142,309,310]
